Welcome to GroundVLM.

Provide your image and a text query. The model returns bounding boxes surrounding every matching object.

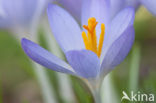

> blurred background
[0,6,156,103]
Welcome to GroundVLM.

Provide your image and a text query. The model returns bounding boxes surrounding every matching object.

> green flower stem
[87,74,119,103]
[129,43,141,91]
[89,85,101,103]
[101,74,119,103]
[86,79,102,103]
[92,88,102,103]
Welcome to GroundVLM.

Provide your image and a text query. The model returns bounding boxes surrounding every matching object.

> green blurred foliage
[0,30,34,78]
[0,30,36,103]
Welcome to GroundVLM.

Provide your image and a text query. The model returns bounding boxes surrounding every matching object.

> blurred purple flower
[0,0,50,30]
[111,0,156,18]
[141,0,156,16]
[21,0,135,79]
[56,0,82,22]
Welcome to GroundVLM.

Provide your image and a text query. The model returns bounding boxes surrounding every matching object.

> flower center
[82,17,105,57]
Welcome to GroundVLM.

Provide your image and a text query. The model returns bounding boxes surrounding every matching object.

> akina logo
[121,91,155,102]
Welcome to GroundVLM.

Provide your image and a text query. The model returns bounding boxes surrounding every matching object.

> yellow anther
[97,23,105,57]
[82,31,90,50]
[82,17,105,57]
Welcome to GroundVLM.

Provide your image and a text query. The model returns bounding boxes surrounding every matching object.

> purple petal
[100,26,135,76]
[57,0,82,22]
[101,7,135,61]
[21,38,75,75]
[47,4,84,53]
[141,0,156,16]
[108,7,135,42]
[66,50,100,78]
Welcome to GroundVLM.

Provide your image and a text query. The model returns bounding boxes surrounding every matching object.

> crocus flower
[21,0,135,80]
[111,0,156,18]
[0,0,50,31]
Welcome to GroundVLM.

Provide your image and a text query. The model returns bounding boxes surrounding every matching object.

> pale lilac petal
[66,50,100,78]
[107,7,135,42]
[100,26,135,76]
[21,38,75,75]
[101,7,135,61]
[141,0,156,16]
[47,4,84,53]
[57,0,82,21]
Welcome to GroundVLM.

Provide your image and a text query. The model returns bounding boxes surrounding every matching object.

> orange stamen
[82,17,105,57]
[82,31,90,50]
[97,23,105,57]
